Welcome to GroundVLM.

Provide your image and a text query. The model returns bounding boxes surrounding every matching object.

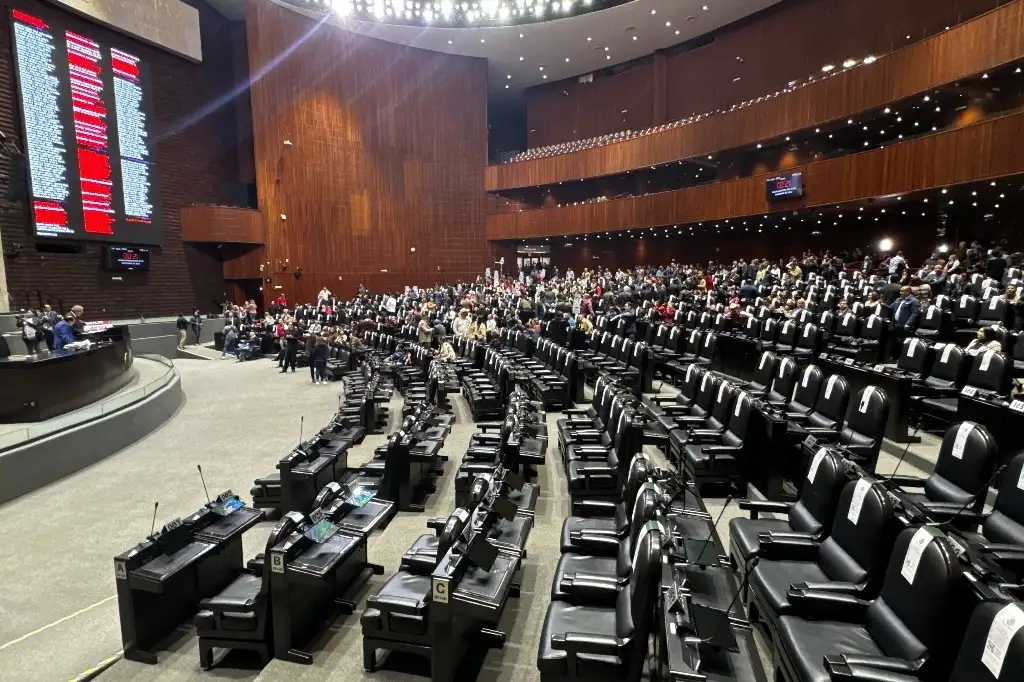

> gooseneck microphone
[197,464,211,505]
[149,501,159,537]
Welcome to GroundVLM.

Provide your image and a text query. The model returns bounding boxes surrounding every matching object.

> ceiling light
[632,35,637,40]
[519,56,524,60]
[863,55,877,64]
[448,40,453,44]
[821,64,835,73]
[565,57,570,62]
[542,74,547,79]
[586,36,592,41]
[847,119,854,124]
[756,143,762,148]
[606,55,611,60]
[505,84,509,89]
[842,58,857,68]
[942,189,947,193]
[666,21,671,26]
[480,38,485,42]
[675,30,680,35]
[651,8,656,13]
[702,4,709,10]
[982,73,989,79]
[884,107,890,114]
[814,128,820,133]
[923,95,930,102]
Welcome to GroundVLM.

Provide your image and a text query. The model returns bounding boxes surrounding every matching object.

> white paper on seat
[951,422,974,459]
[900,526,935,584]
[718,383,728,402]
[867,317,875,328]
[980,351,994,372]
[701,374,711,391]
[633,519,666,570]
[807,448,828,483]
[802,369,813,387]
[941,344,954,363]
[858,387,876,413]
[981,602,1024,678]
[804,326,812,337]
[926,307,935,319]
[734,394,746,417]
[847,479,872,525]
[1017,462,1024,491]
[824,376,839,400]
[906,340,917,357]
[759,354,769,369]
[990,297,1000,309]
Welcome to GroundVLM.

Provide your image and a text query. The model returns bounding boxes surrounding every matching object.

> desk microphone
[150,501,159,537]
[197,464,211,505]
[299,416,305,446]
[884,425,921,484]
[936,464,1006,530]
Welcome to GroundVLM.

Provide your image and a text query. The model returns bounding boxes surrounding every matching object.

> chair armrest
[571,500,619,517]
[920,504,985,526]
[757,533,820,561]
[787,589,868,621]
[790,580,862,595]
[804,427,841,438]
[649,396,680,404]
[839,655,922,675]
[990,549,1024,572]
[426,517,448,533]
[476,422,504,431]
[702,445,740,456]
[738,499,792,519]
[559,577,621,601]
[572,531,622,549]
[826,656,922,682]
[886,474,927,489]
[564,408,590,416]
[552,633,622,656]
[979,541,1024,554]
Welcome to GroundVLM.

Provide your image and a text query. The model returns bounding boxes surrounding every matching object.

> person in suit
[52,314,77,352]
[611,302,638,339]
[189,309,203,345]
[892,285,921,353]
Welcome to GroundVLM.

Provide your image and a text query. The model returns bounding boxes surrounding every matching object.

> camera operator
[19,309,42,354]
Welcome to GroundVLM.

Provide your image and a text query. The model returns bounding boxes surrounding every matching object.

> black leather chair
[937,600,1024,682]
[742,351,778,396]
[643,363,703,434]
[910,344,968,427]
[668,379,736,467]
[560,455,652,554]
[888,421,998,515]
[803,386,889,472]
[537,524,664,681]
[766,357,799,405]
[362,509,470,671]
[729,447,848,579]
[195,511,305,669]
[774,526,961,682]
[775,320,800,355]
[551,487,663,602]
[784,366,824,420]
[746,477,900,634]
[955,453,1024,579]
[793,323,821,362]
[795,374,851,434]
[683,390,754,492]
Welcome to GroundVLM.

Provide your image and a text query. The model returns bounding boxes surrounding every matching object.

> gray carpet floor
[0,357,942,682]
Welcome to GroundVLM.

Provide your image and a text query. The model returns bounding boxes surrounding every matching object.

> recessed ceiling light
[447,40,453,44]
[587,36,592,41]
[538,65,544,70]
[542,75,547,79]
[847,119,854,124]
[702,4,709,10]
[606,55,611,60]
[480,38,485,43]
[815,128,820,133]
[505,85,509,89]
[565,57,570,62]
[651,8,656,14]
[507,74,511,79]
[632,35,637,40]
[519,56,524,61]
[666,21,671,26]
[519,33,524,38]
[675,30,680,35]
[756,143,762,148]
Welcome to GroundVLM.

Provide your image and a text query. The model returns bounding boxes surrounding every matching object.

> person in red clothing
[275,293,288,309]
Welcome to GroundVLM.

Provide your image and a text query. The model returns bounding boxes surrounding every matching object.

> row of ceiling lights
[316,0,599,22]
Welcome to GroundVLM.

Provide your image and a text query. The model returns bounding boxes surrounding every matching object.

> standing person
[40,304,59,351]
[280,323,300,373]
[189,309,203,345]
[417,315,433,347]
[312,335,329,384]
[52,313,77,351]
[20,309,42,354]
[221,321,238,359]
[306,331,318,382]
[175,313,188,350]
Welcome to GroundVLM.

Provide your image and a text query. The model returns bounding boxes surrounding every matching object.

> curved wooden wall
[486,110,1024,240]
[247,0,489,303]
[525,0,1005,149]
[180,205,264,244]
[486,0,1024,191]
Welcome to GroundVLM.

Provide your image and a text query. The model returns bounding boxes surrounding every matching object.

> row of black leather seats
[576,330,656,394]
[730,435,1024,681]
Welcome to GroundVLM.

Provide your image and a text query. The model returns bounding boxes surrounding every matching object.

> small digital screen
[213,497,243,516]
[104,245,150,270]
[304,519,339,544]
[349,486,374,508]
[766,172,804,201]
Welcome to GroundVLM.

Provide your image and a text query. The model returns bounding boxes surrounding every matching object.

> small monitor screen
[304,519,339,544]
[104,245,150,270]
[766,172,804,201]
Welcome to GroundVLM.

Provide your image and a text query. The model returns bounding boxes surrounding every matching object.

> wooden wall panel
[221,245,265,280]
[247,0,489,303]
[488,0,1024,191]
[524,0,1007,149]
[486,110,1024,240]
[1,0,246,317]
[180,206,264,244]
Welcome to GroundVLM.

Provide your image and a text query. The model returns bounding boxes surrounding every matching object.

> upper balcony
[485,0,1024,191]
